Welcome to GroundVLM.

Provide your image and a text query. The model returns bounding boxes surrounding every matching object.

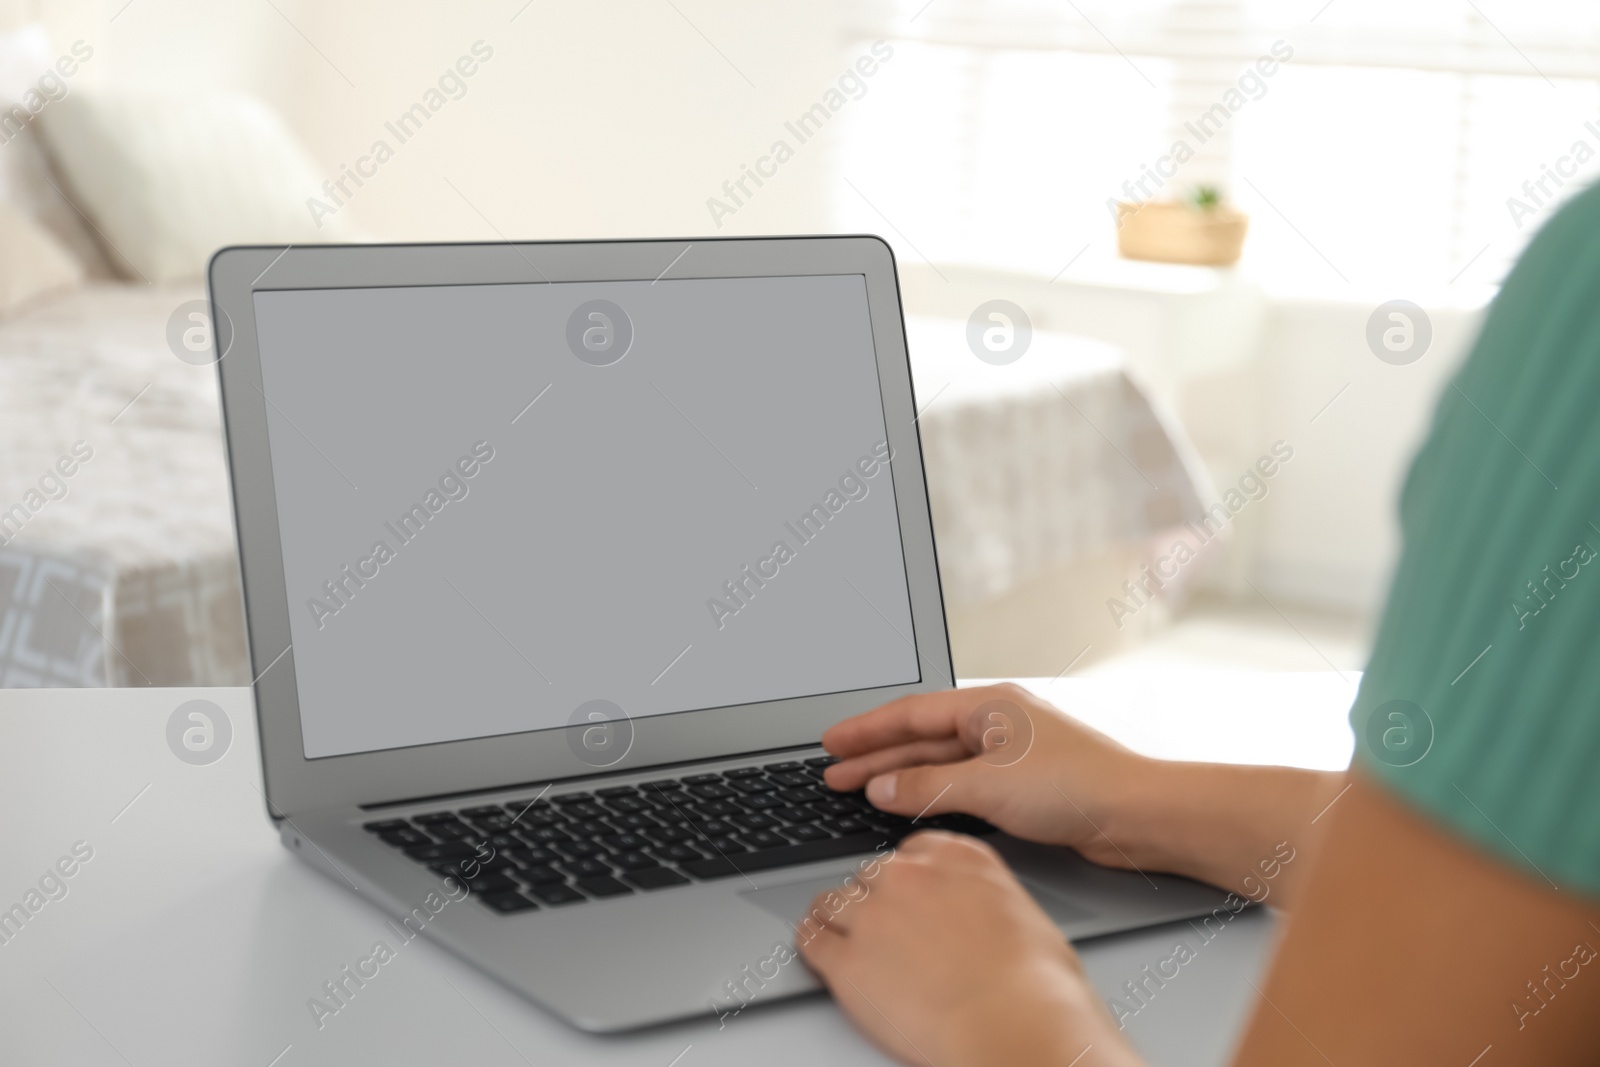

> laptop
[209,235,1232,1032]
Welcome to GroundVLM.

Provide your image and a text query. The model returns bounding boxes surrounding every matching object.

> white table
[0,672,1355,1066]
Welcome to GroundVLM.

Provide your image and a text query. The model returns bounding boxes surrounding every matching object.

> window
[835,0,1600,298]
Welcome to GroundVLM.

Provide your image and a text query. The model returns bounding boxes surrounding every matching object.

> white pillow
[38,91,362,282]
[0,200,83,317]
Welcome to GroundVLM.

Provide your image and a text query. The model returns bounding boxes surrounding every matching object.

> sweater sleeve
[1351,181,1600,896]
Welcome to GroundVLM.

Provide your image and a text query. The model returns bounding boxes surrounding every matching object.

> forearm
[1099,760,1346,909]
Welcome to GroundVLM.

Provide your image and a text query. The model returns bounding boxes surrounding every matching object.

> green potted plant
[1115,185,1249,267]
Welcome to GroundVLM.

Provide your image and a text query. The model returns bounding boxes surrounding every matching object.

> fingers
[824,737,970,792]
[795,916,845,974]
[864,759,1006,820]
[822,686,1015,760]
[897,828,1002,870]
[799,885,859,939]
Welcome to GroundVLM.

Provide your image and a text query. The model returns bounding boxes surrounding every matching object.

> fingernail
[867,773,896,805]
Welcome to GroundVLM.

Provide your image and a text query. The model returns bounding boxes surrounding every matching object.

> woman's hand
[821,682,1152,870]
[822,683,1346,904]
[798,831,1140,1067]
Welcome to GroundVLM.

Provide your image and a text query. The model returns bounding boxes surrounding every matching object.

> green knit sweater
[1353,181,1600,895]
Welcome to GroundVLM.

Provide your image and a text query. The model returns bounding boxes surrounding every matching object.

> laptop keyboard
[362,755,995,914]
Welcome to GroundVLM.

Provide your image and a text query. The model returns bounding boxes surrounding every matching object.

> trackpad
[741,873,852,925]
[739,867,1096,927]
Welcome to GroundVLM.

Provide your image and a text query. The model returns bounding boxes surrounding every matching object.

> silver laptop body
[210,236,1231,1032]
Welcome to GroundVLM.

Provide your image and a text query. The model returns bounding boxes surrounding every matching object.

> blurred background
[2,0,1597,689]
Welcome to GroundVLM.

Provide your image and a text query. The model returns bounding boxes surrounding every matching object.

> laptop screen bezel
[211,236,952,816]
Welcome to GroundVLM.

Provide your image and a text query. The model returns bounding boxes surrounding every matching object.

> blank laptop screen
[251,274,921,758]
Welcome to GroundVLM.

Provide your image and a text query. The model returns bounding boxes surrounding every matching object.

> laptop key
[461,872,520,895]
[650,805,692,824]
[552,792,595,805]
[804,756,839,768]
[601,796,651,814]
[517,864,566,884]
[576,875,634,898]
[517,809,568,828]
[426,821,476,841]
[437,852,512,878]
[624,867,691,890]
[461,805,507,818]
[650,843,705,864]
[598,831,650,852]
[682,832,886,880]
[723,767,766,779]
[744,794,783,810]
[763,762,802,773]
[378,827,432,847]
[694,800,742,817]
[812,799,858,817]
[481,890,540,914]
[731,778,777,794]
[683,773,723,785]
[826,817,871,835]
[770,772,813,788]
[695,818,738,837]
[615,813,663,831]
[609,851,659,871]
[706,836,748,855]
[865,818,912,839]
[640,779,683,792]
[776,788,822,804]
[689,783,737,800]
[525,826,572,844]
[559,858,615,879]
[506,845,560,866]
[733,812,780,830]
[413,811,460,824]
[595,785,639,797]
[526,883,587,906]
[645,826,693,845]
[405,841,477,862]
[364,819,411,832]
[504,799,549,816]
[786,824,832,843]
[773,806,820,825]
[554,840,606,859]
[485,833,526,850]
[738,830,791,850]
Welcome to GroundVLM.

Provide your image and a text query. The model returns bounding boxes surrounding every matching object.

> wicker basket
[1115,200,1249,267]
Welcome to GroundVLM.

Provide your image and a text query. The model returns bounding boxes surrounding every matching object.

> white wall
[26,0,307,116]
[1251,298,1482,613]
[287,0,852,242]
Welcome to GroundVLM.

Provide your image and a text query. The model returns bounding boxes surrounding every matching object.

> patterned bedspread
[0,283,247,686]
[907,316,1210,606]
